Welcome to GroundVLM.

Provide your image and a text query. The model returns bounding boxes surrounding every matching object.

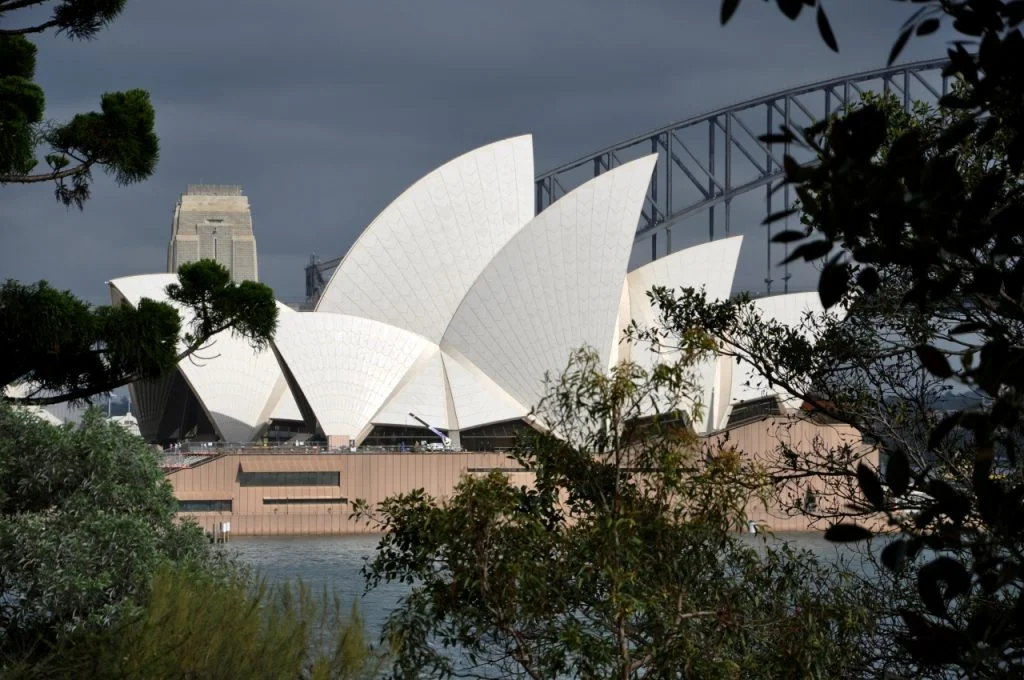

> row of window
[263,497,346,506]
[179,500,232,512]
[238,471,340,487]
[178,497,347,512]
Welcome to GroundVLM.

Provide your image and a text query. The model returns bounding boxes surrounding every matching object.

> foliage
[0,6,271,408]
[1,259,278,406]
[0,405,235,660]
[4,565,384,680]
[0,1,158,207]
[706,1,1024,674]
[355,348,874,679]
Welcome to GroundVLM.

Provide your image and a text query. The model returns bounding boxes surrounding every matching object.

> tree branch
[3,320,244,406]
[0,161,93,184]
[0,0,49,13]
[0,19,59,36]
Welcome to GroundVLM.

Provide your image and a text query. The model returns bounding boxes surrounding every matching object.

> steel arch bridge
[304,58,950,304]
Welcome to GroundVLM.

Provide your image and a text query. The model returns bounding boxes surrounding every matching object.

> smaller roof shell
[271,312,433,443]
[619,236,744,433]
[108,273,291,443]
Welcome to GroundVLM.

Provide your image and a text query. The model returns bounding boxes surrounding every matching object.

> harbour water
[226,532,873,642]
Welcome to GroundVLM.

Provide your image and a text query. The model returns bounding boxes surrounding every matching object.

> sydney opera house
[105,136,867,535]
[111,135,821,452]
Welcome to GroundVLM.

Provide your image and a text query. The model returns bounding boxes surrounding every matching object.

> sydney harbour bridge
[304,57,950,306]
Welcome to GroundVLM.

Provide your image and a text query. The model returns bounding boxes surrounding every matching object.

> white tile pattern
[272,312,433,442]
[621,237,743,432]
[441,155,658,412]
[315,135,534,343]
[370,346,451,429]
[440,348,528,430]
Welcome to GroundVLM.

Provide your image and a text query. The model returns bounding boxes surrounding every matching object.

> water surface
[227,531,871,641]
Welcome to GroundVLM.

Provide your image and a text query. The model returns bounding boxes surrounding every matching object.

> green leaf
[881,538,910,571]
[916,17,940,36]
[783,239,832,264]
[887,129,923,168]
[949,322,986,335]
[919,557,971,617]
[975,116,1000,145]
[764,209,800,226]
[776,0,804,21]
[759,130,797,144]
[771,229,806,243]
[856,266,880,294]
[914,345,953,379]
[857,463,886,510]
[816,6,839,52]
[818,256,850,309]
[888,27,912,66]
[935,116,978,153]
[887,450,911,497]
[824,523,873,543]
[720,0,742,25]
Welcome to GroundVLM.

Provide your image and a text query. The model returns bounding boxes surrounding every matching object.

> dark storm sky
[1,0,949,304]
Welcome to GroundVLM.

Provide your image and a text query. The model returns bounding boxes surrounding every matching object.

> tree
[0,2,278,408]
[1,259,279,406]
[0,405,230,657]
[0,407,384,677]
[673,1,1024,674]
[0,1,158,208]
[355,349,874,679]
[5,565,385,680]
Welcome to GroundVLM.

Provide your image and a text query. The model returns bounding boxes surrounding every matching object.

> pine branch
[0,161,93,184]
[0,0,50,13]
[4,320,245,406]
[0,19,59,36]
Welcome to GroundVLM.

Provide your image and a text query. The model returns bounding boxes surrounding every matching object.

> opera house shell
[110,135,822,450]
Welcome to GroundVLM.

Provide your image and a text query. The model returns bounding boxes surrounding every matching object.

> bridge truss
[306,58,950,303]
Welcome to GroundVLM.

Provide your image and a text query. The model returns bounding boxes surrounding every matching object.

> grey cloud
[1,0,954,305]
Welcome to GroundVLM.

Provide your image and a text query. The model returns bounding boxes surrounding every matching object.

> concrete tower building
[167,185,258,282]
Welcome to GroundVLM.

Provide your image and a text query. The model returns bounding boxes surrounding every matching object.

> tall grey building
[167,184,258,282]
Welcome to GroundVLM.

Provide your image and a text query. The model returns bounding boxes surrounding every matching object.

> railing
[535,58,949,290]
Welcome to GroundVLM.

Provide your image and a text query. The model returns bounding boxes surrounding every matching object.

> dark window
[239,471,340,487]
[727,397,782,427]
[461,419,534,451]
[263,497,347,505]
[178,499,232,512]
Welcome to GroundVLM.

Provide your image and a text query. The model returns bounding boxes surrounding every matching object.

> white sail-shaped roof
[719,291,824,429]
[106,134,838,449]
[441,348,529,430]
[272,312,433,443]
[441,155,658,412]
[370,347,452,429]
[267,379,303,421]
[3,383,65,426]
[108,274,291,443]
[622,236,743,432]
[316,135,534,343]
[624,236,743,343]
[259,304,304,423]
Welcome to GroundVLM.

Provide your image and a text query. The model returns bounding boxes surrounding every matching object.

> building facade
[167,413,877,536]
[168,450,529,535]
[167,184,258,283]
